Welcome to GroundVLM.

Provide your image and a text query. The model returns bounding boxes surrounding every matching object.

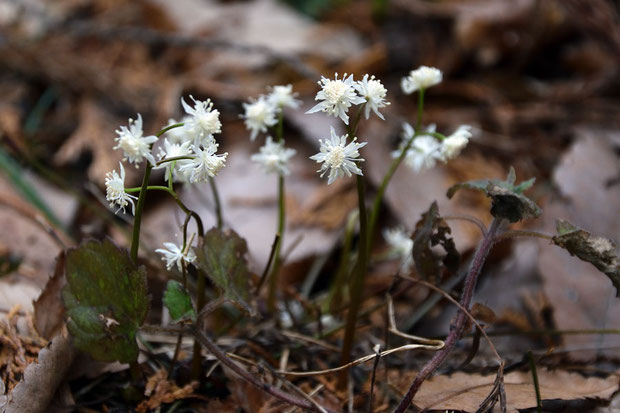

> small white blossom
[181,95,222,144]
[251,136,296,175]
[242,96,278,141]
[104,162,137,215]
[155,242,196,271]
[306,73,366,125]
[440,125,471,161]
[113,114,157,166]
[156,139,192,182]
[179,143,228,183]
[394,135,442,172]
[310,126,367,185]
[165,117,194,144]
[267,84,300,110]
[401,66,443,95]
[355,74,390,120]
[383,227,414,272]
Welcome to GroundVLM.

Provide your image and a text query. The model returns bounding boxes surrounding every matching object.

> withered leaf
[447,167,542,223]
[552,219,620,296]
[195,228,254,315]
[412,202,460,280]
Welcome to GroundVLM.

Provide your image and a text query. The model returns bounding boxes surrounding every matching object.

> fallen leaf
[136,369,198,413]
[33,252,66,340]
[5,333,76,413]
[396,369,618,413]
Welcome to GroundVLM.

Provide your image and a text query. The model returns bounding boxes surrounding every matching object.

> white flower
[394,135,442,172]
[181,95,222,144]
[179,143,228,183]
[155,242,196,271]
[155,139,192,182]
[383,227,414,272]
[401,66,443,94]
[267,84,300,110]
[355,74,390,120]
[306,73,366,125]
[310,126,367,185]
[105,162,137,215]
[165,117,194,144]
[113,114,157,166]
[242,96,277,141]
[251,136,296,175]
[440,125,471,161]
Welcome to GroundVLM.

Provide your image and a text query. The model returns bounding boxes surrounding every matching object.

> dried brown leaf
[33,252,66,340]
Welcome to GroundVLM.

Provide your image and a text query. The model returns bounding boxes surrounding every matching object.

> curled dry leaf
[33,251,66,340]
[5,334,76,413]
[552,219,620,296]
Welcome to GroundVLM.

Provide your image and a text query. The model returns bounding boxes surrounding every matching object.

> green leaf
[412,202,460,281]
[61,238,149,363]
[552,219,620,296]
[446,167,542,223]
[195,228,254,315]
[163,280,196,322]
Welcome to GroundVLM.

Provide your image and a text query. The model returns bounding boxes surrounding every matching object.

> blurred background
[1,0,620,409]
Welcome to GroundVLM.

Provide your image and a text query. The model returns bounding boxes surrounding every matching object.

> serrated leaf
[412,202,460,281]
[61,238,149,363]
[163,280,196,322]
[552,219,620,296]
[195,228,254,315]
[446,167,542,223]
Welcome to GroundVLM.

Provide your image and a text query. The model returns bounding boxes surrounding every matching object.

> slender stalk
[337,174,369,388]
[208,176,223,229]
[130,164,152,262]
[192,326,335,413]
[394,217,504,413]
[267,110,286,312]
[267,173,285,311]
[527,350,543,413]
[415,88,425,132]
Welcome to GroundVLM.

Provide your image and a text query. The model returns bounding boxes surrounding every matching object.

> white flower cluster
[310,126,367,185]
[244,85,300,175]
[105,96,228,216]
[392,123,472,173]
[383,227,414,272]
[306,73,389,124]
[401,66,443,95]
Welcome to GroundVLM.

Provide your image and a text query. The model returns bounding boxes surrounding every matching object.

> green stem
[326,211,358,311]
[528,351,543,413]
[208,177,223,229]
[157,122,184,137]
[416,88,425,132]
[267,110,286,312]
[267,173,285,312]
[337,174,369,388]
[130,164,152,262]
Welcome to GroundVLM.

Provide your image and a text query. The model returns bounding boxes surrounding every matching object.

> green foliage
[412,201,460,280]
[195,228,254,315]
[552,219,620,296]
[447,166,541,223]
[62,238,149,363]
[163,280,196,322]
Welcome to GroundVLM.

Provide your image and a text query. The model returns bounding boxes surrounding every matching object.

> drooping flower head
[242,96,277,141]
[251,136,296,175]
[355,74,390,120]
[179,143,228,183]
[181,95,222,145]
[267,84,300,110]
[105,162,137,215]
[155,138,192,182]
[306,73,366,125]
[310,126,367,184]
[155,242,196,271]
[383,227,414,272]
[401,66,443,95]
[440,125,472,161]
[113,114,158,166]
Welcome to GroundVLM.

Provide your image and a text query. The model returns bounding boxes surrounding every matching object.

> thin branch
[443,214,487,236]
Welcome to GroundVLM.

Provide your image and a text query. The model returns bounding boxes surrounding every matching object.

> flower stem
[393,217,504,413]
[130,164,152,262]
[208,176,223,229]
[416,88,425,132]
[267,110,286,312]
[337,173,369,388]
